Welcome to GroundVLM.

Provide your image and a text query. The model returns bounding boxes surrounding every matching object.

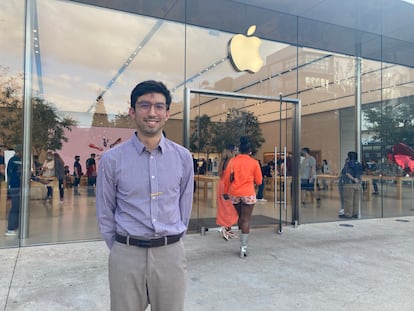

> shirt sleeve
[95,153,117,249]
[310,158,317,178]
[179,151,195,230]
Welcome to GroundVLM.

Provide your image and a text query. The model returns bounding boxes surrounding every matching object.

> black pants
[73,177,80,193]
[7,188,20,231]
[58,178,64,199]
[87,176,96,196]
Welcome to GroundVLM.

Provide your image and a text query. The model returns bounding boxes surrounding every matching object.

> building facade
[1,0,414,247]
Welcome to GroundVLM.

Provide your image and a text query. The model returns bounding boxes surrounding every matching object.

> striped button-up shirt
[96,133,194,248]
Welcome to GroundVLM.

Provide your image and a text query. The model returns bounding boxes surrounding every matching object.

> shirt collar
[132,132,164,154]
[158,135,166,154]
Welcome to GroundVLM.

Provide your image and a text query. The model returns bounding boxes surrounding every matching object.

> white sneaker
[240,245,248,258]
[257,198,267,202]
[338,209,344,215]
[5,230,17,237]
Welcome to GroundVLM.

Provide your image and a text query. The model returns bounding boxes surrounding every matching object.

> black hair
[130,80,172,110]
[239,136,250,153]
[302,147,310,154]
[348,151,358,161]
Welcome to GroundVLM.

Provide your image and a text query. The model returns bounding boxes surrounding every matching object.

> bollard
[277,227,282,234]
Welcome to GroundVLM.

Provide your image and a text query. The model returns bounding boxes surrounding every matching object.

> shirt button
[153,219,156,222]
[152,196,156,200]
[151,176,155,179]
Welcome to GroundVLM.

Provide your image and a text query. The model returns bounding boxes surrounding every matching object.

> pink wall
[60,127,134,172]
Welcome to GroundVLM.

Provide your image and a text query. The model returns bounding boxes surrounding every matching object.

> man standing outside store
[86,153,97,196]
[300,147,320,204]
[96,80,194,311]
[73,155,82,195]
[5,145,22,236]
[339,151,363,219]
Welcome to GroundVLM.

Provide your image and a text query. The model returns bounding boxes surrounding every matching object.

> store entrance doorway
[184,88,302,233]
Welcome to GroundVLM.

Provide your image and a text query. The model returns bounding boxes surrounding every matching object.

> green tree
[364,99,414,148]
[190,110,265,155]
[190,114,218,155]
[31,97,77,155]
[0,68,22,146]
[0,68,77,154]
[214,109,264,153]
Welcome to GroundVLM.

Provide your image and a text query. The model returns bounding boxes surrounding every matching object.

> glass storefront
[1,0,414,247]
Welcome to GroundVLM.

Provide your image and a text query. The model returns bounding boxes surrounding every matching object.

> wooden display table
[361,175,413,200]
[315,174,339,191]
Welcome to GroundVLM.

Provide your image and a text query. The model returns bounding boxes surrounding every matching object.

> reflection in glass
[2,0,414,247]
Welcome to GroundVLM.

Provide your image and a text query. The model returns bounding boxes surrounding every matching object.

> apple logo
[228,25,264,73]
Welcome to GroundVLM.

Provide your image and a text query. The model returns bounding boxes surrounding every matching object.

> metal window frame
[184,88,302,226]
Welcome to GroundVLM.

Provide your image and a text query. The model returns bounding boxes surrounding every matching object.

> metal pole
[355,57,362,219]
[355,57,362,161]
[278,95,283,234]
[284,146,287,217]
[290,97,301,226]
[183,87,191,148]
[274,146,278,210]
[21,0,35,239]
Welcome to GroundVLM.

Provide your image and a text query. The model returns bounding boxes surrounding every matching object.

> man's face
[129,92,170,138]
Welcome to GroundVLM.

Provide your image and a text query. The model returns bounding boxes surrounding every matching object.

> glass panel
[297,48,357,223]
[189,91,294,233]
[4,0,414,248]
[362,60,414,218]
[361,58,384,219]
[0,0,25,247]
[21,0,185,245]
[184,22,297,232]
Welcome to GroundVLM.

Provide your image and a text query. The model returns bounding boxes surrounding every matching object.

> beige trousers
[108,239,187,311]
[343,183,361,217]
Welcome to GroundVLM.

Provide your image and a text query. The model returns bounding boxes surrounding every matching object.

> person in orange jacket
[223,136,262,258]
[216,144,238,241]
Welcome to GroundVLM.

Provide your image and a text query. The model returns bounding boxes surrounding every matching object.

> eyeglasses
[135,101,167,112]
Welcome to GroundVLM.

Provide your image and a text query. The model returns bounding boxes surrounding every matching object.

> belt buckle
[139,239,153,248]
[148,236,168,247]
[150,236,166,246]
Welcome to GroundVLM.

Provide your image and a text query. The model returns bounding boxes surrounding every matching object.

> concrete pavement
[1,216,414,310]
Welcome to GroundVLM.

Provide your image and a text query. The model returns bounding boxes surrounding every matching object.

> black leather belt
[115,232,183,248]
